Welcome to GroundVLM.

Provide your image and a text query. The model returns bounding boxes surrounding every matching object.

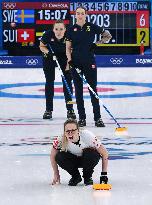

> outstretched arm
[97,144,108,172]
[97,144,109,184]
[66,40,72,62]
[50,147,60,185]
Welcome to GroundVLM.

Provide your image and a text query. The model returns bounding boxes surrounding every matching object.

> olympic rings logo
[26,59,38,65]
[42,3,48,8]
[3,3,16,9]
[110,58,123,65]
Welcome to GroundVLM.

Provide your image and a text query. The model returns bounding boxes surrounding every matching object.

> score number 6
[140,14,146,27]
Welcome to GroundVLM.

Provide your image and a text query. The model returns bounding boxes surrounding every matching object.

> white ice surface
[0,67,152,205]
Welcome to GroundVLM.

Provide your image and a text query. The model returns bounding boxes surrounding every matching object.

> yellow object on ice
[67,101,77,104]
[115,127,128,136]
[93,184,112,190]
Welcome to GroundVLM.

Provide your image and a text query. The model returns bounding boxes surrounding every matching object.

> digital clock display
[2,1,150,55]
[2,2,70,52]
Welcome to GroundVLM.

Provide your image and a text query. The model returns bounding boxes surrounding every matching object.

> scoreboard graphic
[2,1,150,54]
[2,2,70,51]
[70,2,150,47]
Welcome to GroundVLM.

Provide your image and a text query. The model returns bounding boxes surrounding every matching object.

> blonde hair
[61,119,79,151]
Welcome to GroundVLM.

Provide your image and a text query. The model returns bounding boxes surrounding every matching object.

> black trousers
[71,60,101,120]
[55,148,100,180]
[43,57,73,111]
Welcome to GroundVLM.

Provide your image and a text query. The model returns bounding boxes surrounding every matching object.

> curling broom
[48,44,76,105]
[75,67,128,136]
[93,183,112,190]
[93,173,112,190]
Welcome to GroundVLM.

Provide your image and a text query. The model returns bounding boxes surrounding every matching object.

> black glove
[68,60,74,69]
[90,43,97,52]
[64,69,72,80]
[43,51,53,58]
[47,51,54,57]
[100,172,108,184]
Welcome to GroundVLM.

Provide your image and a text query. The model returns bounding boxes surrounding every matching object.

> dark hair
[64,118,79,131]
[52,19,66,29]
[76,6,87,14]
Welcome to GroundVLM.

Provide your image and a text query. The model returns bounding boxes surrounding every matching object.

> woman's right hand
[51,173,61,185]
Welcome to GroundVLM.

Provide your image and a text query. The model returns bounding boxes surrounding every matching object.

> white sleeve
[81,130,102,149]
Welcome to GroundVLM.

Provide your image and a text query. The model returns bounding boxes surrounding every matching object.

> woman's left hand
[51,173,61,185]
[97,30,112,44]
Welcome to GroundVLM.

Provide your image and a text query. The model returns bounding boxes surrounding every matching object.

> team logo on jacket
[74,28,77,31]
[86,26,90,31]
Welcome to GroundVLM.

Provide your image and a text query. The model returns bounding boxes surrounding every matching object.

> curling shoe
[84,178,93,186]
[68,175,82,186]
[43,110,52,119]
[67,109,76,119]
[95,118,105,127]
[78,119,86,127]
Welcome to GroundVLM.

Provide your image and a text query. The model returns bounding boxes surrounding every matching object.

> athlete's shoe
[67,110,76,119]
[68,175,82,186]
[78,119,86,127]
[43,111,52,119]
[84,178,93,186]
[95,118,105,127]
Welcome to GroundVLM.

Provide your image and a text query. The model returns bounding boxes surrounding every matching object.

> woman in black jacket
[39,20,76,120]
[66,7,111,127]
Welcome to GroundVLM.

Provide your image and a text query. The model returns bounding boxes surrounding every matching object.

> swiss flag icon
[17,29,35,43]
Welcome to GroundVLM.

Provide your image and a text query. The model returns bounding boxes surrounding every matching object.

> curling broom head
[93,183,112,190]
[115,127,128,136]
[67,101,77,104]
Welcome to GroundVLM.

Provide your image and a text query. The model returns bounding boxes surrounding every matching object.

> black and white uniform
[41,30,73,112]
[66,22,104,120]
[53,129,101,179]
